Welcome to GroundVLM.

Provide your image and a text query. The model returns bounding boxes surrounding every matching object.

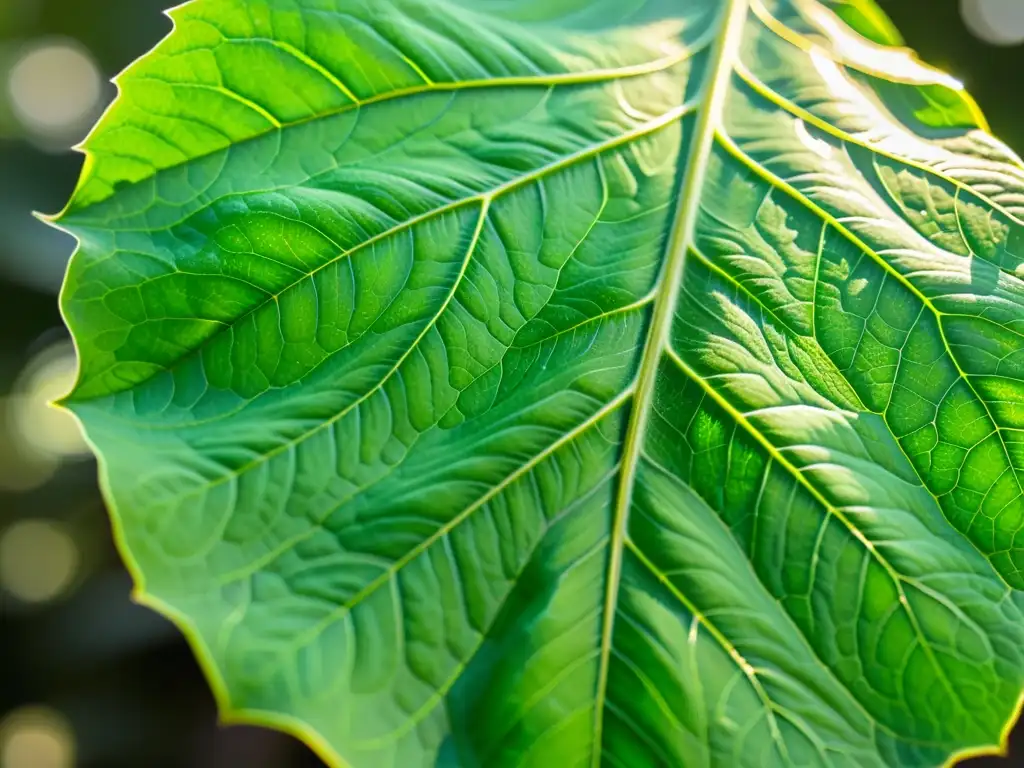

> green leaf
[56,0,1024,765]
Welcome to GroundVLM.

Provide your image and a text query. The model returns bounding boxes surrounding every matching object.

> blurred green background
[0,1,1021,766]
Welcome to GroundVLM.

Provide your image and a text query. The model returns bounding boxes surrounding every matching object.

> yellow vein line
[695,204,1009,577]
[751,0,992,135]
[262,39,361,104]
[590,0,750,762]
[706,131,1017,580]
[68,38,713,221]
[688,244,814,349]
[689,232,893,409]
[663,344,976,727]
[749,0,994,136]
[732,62,1024,228]
[716,129,1024,505]
[128,78,283,128]
[355,544,611,751]
[208,293,655,585]
[66,98,697,411]
[260,40,699,108]
[637,453,962,750]
[178,197,487,508]
[750,0,983,117]
[283,387,636,651]
[626,538,792,763]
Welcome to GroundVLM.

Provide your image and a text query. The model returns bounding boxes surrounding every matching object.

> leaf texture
[57,0,1024,765]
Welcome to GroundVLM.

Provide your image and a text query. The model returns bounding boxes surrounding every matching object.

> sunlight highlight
[794,118,832,159]
[800,0,964,89]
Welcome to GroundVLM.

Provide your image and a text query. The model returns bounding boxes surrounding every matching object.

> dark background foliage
[0,1,1020,766]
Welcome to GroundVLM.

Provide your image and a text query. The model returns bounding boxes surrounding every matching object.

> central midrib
[591,0,750,759]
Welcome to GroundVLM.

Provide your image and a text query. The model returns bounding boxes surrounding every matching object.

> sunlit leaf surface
[57,0,1024,765]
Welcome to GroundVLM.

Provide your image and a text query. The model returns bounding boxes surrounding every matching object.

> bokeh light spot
[6,38,102,147]
[0,341,86,493]
[9,341,87,460]
[0,707,75,768]
[961,0,1024,46]
[0,520,79,604]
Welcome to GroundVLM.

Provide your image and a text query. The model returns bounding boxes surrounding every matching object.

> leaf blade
[58,0,1024,765]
